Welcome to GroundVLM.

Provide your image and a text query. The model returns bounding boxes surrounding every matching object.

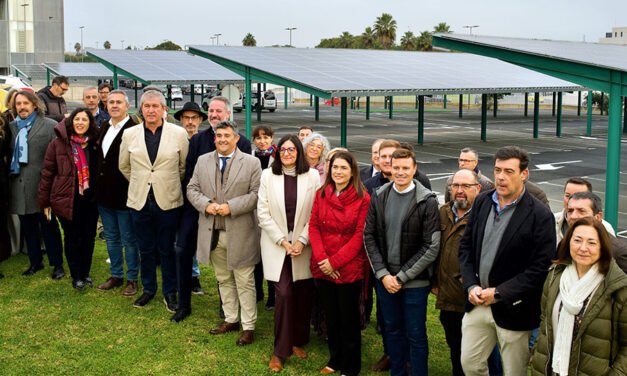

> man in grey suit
[187,120,262,346]
[8,90,64,278]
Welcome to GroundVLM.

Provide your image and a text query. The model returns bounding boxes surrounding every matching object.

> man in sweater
[37,75,69,122]
[364,148,440,375]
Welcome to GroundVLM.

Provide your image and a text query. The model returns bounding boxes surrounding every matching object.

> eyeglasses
[458,159,476,163]
[451,183,478,190]
[99,90,110,94]
[308,143,323,151]
[280,147,297,154]
[60,85,69,93]
[182,115,200,121]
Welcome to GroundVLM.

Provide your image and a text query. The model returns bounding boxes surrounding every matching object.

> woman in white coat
[257,134,320,373]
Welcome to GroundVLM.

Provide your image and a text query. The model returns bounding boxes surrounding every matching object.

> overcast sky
[64,0,626,51]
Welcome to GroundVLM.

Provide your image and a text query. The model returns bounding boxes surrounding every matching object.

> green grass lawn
[0,238,451,375]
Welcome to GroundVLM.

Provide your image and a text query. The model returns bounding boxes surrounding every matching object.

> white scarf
[552,263,604,375]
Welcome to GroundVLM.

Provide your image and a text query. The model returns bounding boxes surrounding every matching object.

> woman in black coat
[0,114,12,276]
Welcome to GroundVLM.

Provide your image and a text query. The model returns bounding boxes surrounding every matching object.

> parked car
[0,75,33,92]
[171,86,183,101]
[201,88,223,110]
[232,90,277,113]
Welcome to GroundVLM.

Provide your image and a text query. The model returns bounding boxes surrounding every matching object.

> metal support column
[458,94,463,118]
[524,92,528,117]
[134,85,138,109]
[256,83,262,122]
[340,97,347,148]
[556,92,563,137]
[533,92,540,139]
[418,95,425,145]
[586,90,593,136]
[309,95,312,107]
[600,92,605,115]
[552,92,556,117]
[331,97,334,107]
[388,96,393,119]
[314,96,319,121]
[493,94,498,118]
[443,95,447,109]
[284,86,288,109]
[481,94,488,142]
[366,96,370,120]
[46,69,51,86]
[604,77,623,228]
[577,91,582,116]
[245,68,252,138]
[112,67,118,89]
[190,84,195,104]
[166,84,172,108]
[624,97,627,134]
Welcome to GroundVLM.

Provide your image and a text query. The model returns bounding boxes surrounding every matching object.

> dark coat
[526,180,550,208]
[309,184,370,283]
[0,123,12,207]
[37,86,67,122]
[38,121,98,221]
[459,189,556,331]
[359,164,376,183]
[94,117,137,210]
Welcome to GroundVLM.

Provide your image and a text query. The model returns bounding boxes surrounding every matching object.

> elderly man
[459,146,555,376]
[187,120,261,345]
[95,90,140,295]
[37,75,69,122]
[360,138,384,182]
[82,86,110,128]
[444,148,494,202]
[119,90,189,312]
[172,96,251,322]
[8,90,64,279]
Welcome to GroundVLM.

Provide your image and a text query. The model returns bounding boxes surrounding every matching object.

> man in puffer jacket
[37,75,69,122]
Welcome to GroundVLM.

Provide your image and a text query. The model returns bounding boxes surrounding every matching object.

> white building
[599,26,627,45]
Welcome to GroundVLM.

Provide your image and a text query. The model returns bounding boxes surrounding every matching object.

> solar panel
[86,49,243,84]
[187,46,583,97]
[434,34,627,72]
[11,64,47,81]
[43,63,117,79]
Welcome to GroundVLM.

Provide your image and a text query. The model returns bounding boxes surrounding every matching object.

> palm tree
[338,32,355,48]
[433,22,451,33]
[417,31,433,51]
[242,33,257,47]
[399,31,417,51]
[374,13,397,49]
[103,40,111,49]
[361,26,376,49]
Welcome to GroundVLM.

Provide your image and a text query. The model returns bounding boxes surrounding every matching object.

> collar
[451,201,472,222]
[218,149,236,159]
[491,187,525,214]
[393,181,415,194]
[111,115,130,129]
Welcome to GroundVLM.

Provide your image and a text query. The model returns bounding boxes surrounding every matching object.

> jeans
[130,199,180,296]
[376,281,429,376]
[192,256,200,278]
[98,205,140,281]
[19,212,63,268]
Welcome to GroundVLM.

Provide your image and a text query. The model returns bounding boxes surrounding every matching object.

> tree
[146,40,182,51]
[242,33,257,47]
[417,31,433,51]
[125,45,132,50]
[74,42,81,56]
[374,13,397,49]
[338,32,355,48]
[433,22,451,33]
[103,40,111,49]
[583,91,609,113]
[360,26,376,49]
[399,31,417,51]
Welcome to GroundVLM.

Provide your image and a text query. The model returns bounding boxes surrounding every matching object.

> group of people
[1,77,627,376]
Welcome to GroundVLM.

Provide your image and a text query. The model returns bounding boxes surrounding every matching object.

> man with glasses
[445,148,494,202]
[98,83,111,115]
[37,75,69,122]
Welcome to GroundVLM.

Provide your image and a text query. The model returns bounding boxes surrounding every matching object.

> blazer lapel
[152,123,168,166]
[223,151,243,192]
[293,173,308,233]
[274,174,288,234]
[494,192,533,261]
[204,152,218,200]
[26,117,45,140]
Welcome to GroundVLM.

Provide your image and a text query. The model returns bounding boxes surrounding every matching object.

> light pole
[210,36,216,46]
[95,41,99,49]
[463,25,479,35]
[121,40,125,49]
[285,27,297,47]
[21,2,29,64]
[79,26,85,62]
[214,33,222,46]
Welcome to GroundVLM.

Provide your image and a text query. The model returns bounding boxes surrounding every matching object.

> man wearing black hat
[174,101,207,140]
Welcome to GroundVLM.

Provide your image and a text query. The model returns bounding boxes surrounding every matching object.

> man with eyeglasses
[444,148,494,202]
[37,75,69,122]
[97,83,111,115]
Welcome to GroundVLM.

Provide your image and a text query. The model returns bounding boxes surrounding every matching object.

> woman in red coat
[309,150,370,376]
[39,108,99,290]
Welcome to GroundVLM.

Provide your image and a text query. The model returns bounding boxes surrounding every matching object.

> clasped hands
[318,258,340,280]
[281,239,305,259]
[381,275,402,294]
[468,286,497,306]
[205,202,231,216]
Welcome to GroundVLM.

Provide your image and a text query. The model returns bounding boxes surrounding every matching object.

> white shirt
[102,116,129,157]
[217,149,236,170]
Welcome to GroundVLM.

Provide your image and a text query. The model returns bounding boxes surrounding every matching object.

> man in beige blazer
[119,90,189,312]
[187,120,262,346]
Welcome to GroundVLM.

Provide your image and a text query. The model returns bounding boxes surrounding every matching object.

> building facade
[0,0,64,75]
[599,26,627,45]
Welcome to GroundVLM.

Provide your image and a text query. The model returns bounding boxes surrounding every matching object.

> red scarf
[70,135,90,195]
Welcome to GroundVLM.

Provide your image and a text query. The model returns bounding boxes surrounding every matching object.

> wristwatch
[494,289,501,301]
[395,276,404,286]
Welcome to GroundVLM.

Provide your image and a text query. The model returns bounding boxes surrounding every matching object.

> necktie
[220,156,230,182]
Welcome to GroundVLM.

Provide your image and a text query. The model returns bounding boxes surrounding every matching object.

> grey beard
[456,198,469,210]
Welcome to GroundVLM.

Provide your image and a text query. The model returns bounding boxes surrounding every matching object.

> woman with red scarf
[309,150,370,376]
[39,108,100,290]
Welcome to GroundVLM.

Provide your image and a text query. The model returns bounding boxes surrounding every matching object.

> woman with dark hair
[38,108,100,290]
[531,217,627,375]
[251,125,277,310]
[257,135,320,372]
[309,150,370,376]
[2,88,18,124]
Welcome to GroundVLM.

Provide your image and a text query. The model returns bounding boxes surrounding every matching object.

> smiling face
[331,157,352,189]
[141,97,165,127]
[306,139,324,164]
[208,100,231,128]
[279,140,297,169]
[371,140,383,169]
[254,131,273,151]
[72,111,90,136]
[493,158,527,202]
[392,157,416,191]
[215,126,239,155]
[14,94,35,119]
[107,93,129,122]
[378,146,395,177]
[570,225,601,274]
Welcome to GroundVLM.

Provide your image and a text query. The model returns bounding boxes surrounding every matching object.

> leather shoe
[268,355,283,372]
[210,321,239,335]
[170,308,191,323]
[191,277,205,295]
[97,277,123,290]
[320,366,336,374]
[72,279,86,290]
[292,346,307,359]
[371,354,391,372]
[122,280,138,296]
[22,264,44,276]
[133,293,155,308]
[163,293,178,313]
[236,330,254,346]
[51,266,65,280]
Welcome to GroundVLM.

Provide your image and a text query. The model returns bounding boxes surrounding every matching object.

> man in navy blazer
[172,96,251,323]
[458,146,555,376]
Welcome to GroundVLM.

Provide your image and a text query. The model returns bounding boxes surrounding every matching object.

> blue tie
[220,156,230,182]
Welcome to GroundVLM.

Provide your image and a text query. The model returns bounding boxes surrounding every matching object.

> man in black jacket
[459,146,555,376]
[37,75,69,122]
[364,148,440,376]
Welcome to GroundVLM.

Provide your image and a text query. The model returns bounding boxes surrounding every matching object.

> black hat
[174,102,208,121]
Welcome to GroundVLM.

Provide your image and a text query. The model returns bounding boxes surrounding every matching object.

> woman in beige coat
[257,134,320,372]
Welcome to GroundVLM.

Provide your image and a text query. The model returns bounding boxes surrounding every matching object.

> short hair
[83,86,97,97]
[320,150,366,198]
[556,217,612,275]
[140,90,166,107]
[252,125,274,138]
[210,96,231,109]
[453,169,479,184]
[378,139,401,153]
[302,133,331,165]
[399,142,414,152]
[65,107,99,140]
[494,146,529,171]
[460,147,479,160]
[215,120,239,135]
[52,75,69,86]
[108,89,130,104]
[98,82,111,92]
[299,126,313,132]
[326,147,348,162]
[391,148,417,166]
[564,177,592,192]
[569,191,603,215]
[12,90,45,117]
[271,135,310,176]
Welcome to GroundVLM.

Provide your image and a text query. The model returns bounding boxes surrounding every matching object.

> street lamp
[210,36,216,46]
[463,25,479,35]
[285,27,297,47]
[121,40,125,49]
[214,33,222,46]
[21,2,29,64]
[79,26,85,62]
